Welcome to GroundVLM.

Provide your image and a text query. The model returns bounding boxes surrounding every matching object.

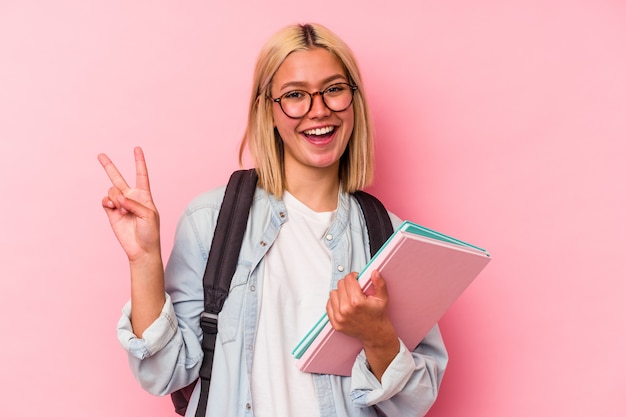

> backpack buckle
[200,312,218,334]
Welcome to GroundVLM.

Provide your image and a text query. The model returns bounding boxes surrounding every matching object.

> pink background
[1,1,625,416]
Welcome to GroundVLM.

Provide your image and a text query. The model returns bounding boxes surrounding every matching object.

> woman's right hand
[98,147,161,263]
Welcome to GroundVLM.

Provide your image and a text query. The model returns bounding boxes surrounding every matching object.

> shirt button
[279,211,286,218]
[260,240,267,246]
[337,265,345,272]
[325,234,333,241]
[246,403,252,410]
[250,285,256,292]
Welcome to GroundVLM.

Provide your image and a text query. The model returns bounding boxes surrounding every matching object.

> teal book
[292,220,491,376]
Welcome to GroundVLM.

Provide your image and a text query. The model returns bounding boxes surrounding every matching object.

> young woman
[99,23,447,417]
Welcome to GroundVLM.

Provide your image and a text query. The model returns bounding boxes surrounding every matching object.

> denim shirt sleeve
[117,294,178,360]
[350,325,448,415]
[350,339,414,404]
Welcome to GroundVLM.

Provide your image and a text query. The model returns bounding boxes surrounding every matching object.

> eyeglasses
[269,83,358,119]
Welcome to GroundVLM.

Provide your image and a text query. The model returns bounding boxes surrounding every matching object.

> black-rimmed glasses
[269,83,358,119]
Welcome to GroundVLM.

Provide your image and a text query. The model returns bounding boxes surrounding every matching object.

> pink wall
[1,1,624,416]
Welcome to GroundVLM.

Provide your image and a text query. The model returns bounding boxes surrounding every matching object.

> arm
[98,147,165,337]
[100,148,208,395]
[327,268,447,415]
[115,187,227,396]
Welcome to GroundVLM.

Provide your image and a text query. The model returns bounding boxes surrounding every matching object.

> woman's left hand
[327,270,400,380]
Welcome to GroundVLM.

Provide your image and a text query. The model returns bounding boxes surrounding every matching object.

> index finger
[133,146,151,192]
[98,152,130,192]
[338,272,364,296]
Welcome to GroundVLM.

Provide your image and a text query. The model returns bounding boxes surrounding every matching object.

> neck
[284,165,340,212]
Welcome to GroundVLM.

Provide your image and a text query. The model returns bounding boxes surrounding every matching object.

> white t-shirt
[251,191,335,417]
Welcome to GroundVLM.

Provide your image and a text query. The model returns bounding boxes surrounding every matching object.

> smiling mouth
[302,126,335,139]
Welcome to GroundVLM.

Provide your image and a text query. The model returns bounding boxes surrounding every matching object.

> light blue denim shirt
[117,185,448,417]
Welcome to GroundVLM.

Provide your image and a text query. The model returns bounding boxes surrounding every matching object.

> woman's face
[270,47,355,180]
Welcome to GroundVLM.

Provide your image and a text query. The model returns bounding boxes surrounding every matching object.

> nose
[307,92,331,118]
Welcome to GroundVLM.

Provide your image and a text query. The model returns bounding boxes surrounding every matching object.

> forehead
[272,48,347,91]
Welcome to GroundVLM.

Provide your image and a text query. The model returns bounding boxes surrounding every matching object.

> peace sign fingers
[98,146,158,217]
[98,146,152,193]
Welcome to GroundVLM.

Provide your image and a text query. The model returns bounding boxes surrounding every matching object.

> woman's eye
[283,91,306,100]
[325,84,345,95]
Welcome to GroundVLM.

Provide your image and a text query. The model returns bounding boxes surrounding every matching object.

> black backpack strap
[353,190,394,255]
[195,169,258,417]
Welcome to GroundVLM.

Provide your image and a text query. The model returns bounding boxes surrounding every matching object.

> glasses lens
[280,90,310,118]
[323,83,355,112]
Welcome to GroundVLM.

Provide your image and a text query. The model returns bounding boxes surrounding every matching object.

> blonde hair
[239,23,374,197]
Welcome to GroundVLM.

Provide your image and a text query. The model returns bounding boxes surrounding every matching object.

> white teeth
[304,126,335,136]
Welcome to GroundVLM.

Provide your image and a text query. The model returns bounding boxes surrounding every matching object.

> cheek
[273,112,300,137]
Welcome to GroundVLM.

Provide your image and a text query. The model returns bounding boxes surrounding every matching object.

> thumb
[117,194,153,220]
[369,270,389,300]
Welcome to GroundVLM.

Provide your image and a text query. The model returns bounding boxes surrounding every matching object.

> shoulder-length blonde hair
[239,23,375,197]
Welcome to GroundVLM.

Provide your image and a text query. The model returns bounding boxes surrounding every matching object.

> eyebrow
[278,74,348,92]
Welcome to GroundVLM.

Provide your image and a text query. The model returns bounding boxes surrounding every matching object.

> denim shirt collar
[264,186,351,244]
